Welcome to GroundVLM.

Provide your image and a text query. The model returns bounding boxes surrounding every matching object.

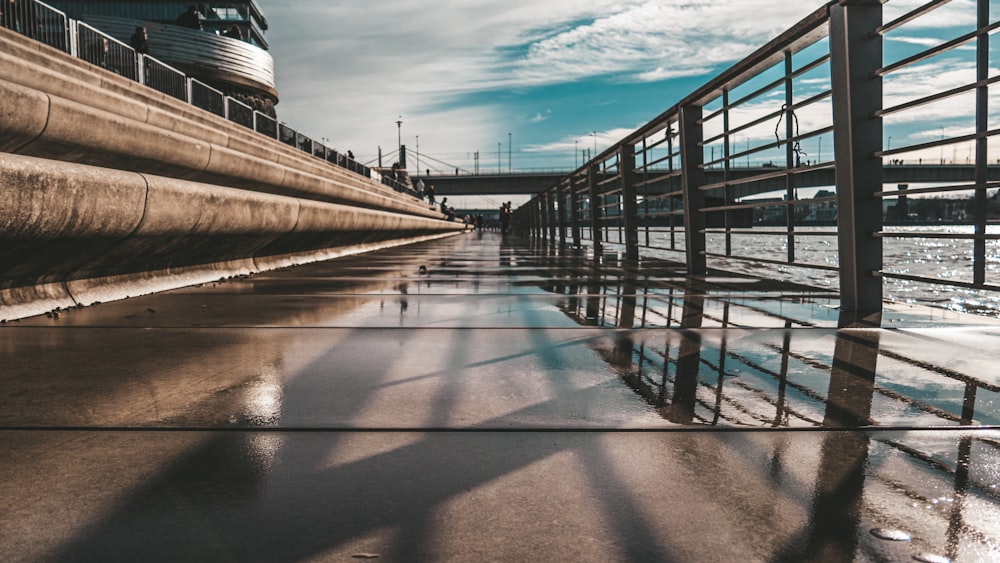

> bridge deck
[2,233,999,562]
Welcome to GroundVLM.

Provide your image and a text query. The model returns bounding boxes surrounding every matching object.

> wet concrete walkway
[2,232,999,562]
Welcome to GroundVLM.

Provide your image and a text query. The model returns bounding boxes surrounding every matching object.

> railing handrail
[515,0,1000,321]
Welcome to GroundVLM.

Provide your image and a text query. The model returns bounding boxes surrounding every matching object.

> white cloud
[506,1,820,85]
[529,110,552,123]
[524,127,641,154]
[263,0,978,170]
[883,0,978,29]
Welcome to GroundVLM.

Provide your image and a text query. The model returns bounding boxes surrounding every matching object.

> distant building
[48,1,278,116]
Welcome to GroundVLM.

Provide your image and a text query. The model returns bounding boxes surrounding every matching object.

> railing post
[680,105,707,276]
[973,0,989,285]
[535,198,545,241]
[588,163,603,258]
[620,144,640,262]
[783,52,797,263]
[557,182,568,248]
[570,175,583,248]
[830,0,883,323]
[546,190,558,243]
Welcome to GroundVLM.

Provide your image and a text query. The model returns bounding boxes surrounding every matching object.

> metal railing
[2,0,67,52]
[1,0,375,186]
[512,242,1000,559]
[516,0,1000,324]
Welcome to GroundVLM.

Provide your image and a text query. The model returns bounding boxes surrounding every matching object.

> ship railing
[226,97,254,129]
[0,0,386,194]
[189,78,225,118]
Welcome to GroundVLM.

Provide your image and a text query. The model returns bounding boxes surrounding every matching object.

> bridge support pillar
[830,0,883,324]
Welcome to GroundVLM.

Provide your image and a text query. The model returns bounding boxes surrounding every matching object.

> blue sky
[263,1,826,172]
[262,0,993,208]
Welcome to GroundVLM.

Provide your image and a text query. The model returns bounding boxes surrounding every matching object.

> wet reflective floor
[2,232,999,562]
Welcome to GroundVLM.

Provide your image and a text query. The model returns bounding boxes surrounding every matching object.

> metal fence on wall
[1,0,373,182]
[515,0,1000,324]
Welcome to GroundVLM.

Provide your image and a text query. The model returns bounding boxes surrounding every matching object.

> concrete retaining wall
[0,28,463,321]
[0,154,457,320]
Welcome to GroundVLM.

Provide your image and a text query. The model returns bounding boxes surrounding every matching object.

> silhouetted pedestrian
[500,202,511,234]
[176,5,203,30]
[222,24,242,40]
[426,184,436,207]
[130,26,148,54]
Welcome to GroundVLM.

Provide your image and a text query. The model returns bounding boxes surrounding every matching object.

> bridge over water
[426,164,1000,198]
[2,1,1000,562]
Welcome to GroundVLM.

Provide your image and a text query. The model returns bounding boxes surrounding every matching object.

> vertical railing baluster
[680,105,707,276]
[973,0,989,285]
[588,163,603,258]
[830,0,884,323]
[557,181,568,248]
[571,175,582,248]
[620,144,640,262]
[723,88,732,257]
[545,191,560,244]
[784,51,797,264]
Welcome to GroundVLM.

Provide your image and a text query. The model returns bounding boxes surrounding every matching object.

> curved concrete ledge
[0,154,463,321]
[0,27,439,219]
[0,31,410,205]
[0,29,460,321]
[0,79,49,153]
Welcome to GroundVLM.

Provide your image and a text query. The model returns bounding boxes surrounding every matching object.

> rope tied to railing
[775,103,808,167]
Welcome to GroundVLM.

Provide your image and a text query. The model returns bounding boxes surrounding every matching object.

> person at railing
[84,36,110,70]
[130,26,148,54]
[500,202,511,235]
[222,24,243,40]
[0,0,13,32]
[426,184,436,207]
[176,5,204,30]
[415,177,425,201]
[2,0,34,37]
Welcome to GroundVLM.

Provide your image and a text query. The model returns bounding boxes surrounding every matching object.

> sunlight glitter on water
[640,225,1000,318]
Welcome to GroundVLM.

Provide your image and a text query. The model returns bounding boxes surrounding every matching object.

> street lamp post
[575,140,579,168]
[591,131,597,155]
[508,132,512,174]
[416,135,420,177]
[497,142,501,174]
[396,116,402,166]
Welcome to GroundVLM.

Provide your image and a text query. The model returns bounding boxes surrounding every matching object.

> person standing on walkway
[130,26,148,54]
[415,177,425,200]
[176,5,203,30]
[426,184,436,207]
[500,202,511,234]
